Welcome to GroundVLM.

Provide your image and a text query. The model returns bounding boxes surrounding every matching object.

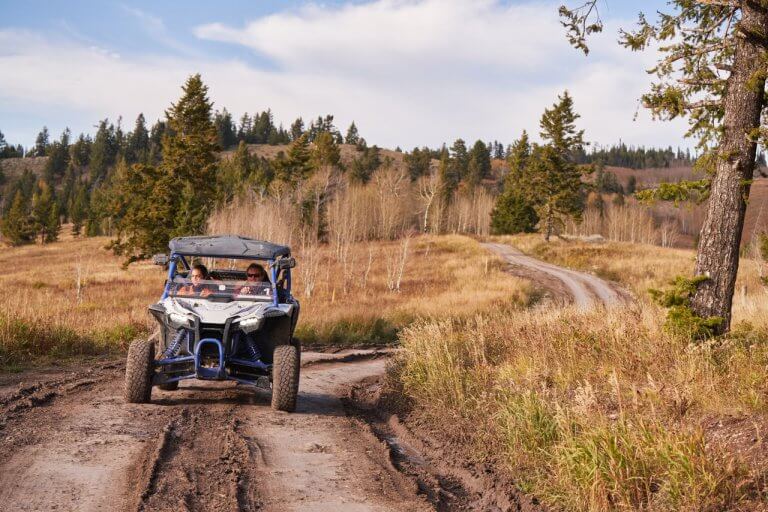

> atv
[123,235,301,411]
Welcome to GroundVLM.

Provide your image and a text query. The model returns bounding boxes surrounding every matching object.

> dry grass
[397,305,768,511]
[0,233,530,368]
[394,236,768,510]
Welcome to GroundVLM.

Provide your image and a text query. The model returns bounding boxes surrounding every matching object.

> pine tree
[438,151,457,205]
[312,131,341,170]
[491,131,538,234]
[274,134,313,185]
[290,117,304,141]
[70,134,91,168]
[214,108,237,149]
[162,74,219,237]
[31,181,58,243]
[345,122,360,145]
[108,75,218,263]
[43,128,71,184]
[449,139,469,182]
[350,146,381,184]
[148,120,166,164]
[126,113,150,164]
[529,92,586,241]
[1,190,35,245]
[490,189,539,234]
[217,141,252,204]
[90,120,118,183]
[467,140,491,186]
[70,183,89,236]
[506,131,531,187]
[527,145,583,241]
[32,127,50,157]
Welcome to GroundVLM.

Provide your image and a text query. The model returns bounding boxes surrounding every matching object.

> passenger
[238,263,270,295]
[178,264,212,297]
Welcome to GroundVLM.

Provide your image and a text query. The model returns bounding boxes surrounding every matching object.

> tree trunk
[691,2,768,334]
[544,202,553,242]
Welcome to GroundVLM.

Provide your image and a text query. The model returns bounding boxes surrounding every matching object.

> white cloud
[0,1,689,150]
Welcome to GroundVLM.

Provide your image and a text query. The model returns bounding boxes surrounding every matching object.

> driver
[238,263,270,295]
[178,264,213,297]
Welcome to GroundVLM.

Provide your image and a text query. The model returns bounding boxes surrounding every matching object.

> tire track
[0,351,430,512]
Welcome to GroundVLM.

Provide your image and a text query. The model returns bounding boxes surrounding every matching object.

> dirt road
[0,351,431,512]
[482,242,625,308]
[0,245,621,511]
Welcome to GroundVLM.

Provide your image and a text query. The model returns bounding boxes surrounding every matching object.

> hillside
[0,155,47,181]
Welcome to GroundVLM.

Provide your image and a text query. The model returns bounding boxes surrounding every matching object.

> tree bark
[691,1,768,333]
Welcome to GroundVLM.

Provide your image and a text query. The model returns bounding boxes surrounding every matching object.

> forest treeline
[0,75,502,256]
[0,73,730,255]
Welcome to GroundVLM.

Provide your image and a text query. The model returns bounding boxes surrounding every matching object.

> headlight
[168,312,193,328]
[239,315,263,333]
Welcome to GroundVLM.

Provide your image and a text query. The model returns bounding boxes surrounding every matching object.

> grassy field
[395,235,768,511]
[0,233,530,369]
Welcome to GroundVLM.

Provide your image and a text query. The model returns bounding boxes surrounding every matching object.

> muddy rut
[0,351,430,512]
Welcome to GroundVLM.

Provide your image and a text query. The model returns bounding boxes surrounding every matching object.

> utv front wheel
[271,345,299,412]
[124,339,154,403]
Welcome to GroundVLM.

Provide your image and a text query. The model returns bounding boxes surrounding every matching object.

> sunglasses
[247,273,262,278]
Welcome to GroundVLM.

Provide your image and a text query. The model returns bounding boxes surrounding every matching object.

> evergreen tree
[449,139,469,182]
[31,181,59,243]
[490,189,539,234]
[253,110,275,143]
[126,113,150,164]
[90,120,118,183]
[58,162,77,218]
[70,182,89,236]
[214,108,237,149]
[530,92,586,241]
[43,128,71,184]
[405,147,432,181]
[70,134,91,168]
[148,120,166,164]
[506,131,531,186]
[438,151,457,204]
[290,117,304,141]
[312,131,341,170]
[467,140,491,186]
[249,157,274,195]
[217,141,252,204]
[32,127,50,157]
[238,113,253,142]
[110,75,218,263]
[274,134,313,186]
[163,74,219,237]
[492,131,538,234]
[1,190,35,245]
[350,146,381,184]
[345,122,360,145]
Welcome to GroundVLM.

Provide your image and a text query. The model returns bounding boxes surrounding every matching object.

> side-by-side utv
[123,235,301,411]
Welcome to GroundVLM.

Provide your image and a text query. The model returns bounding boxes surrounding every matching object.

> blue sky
[0,0,688,150]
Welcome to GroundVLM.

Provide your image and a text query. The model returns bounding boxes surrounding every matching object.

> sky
[0,0,691,151]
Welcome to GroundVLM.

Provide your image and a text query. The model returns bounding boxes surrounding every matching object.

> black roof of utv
[169,235,291,259]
